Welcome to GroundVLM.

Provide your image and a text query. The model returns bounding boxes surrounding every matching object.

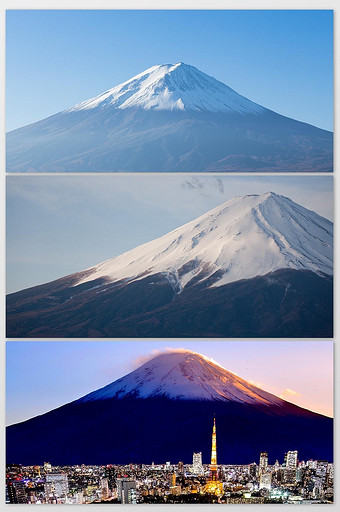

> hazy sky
[6,10,333,131]
[6,175,333,293]
[6,341,333,425]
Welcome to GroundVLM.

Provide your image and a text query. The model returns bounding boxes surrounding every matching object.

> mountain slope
[79,350,284,406]
[6,351,333,465]
[74,191,333,290]
[6,192,333,338]
[6,63,333,172]
[67,63,266,114]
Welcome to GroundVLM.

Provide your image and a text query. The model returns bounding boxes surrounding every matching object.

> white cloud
[280,388,302,400]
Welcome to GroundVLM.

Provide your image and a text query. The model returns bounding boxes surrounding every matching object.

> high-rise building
[284,451,298,484]
[259,452,268,474]
[44,473,69,500]
[315,460,328,480]
[313,481,323,499]
[307,460,317,469]
[7,483,16,504]
[5,484,11,504]
[249,462,258,479]
[100,478,109,500]
[105,466,116,490]
[128,487,137,504]
[178,461,184,475]
[192,452,204,475]
[7,482,27,504]
[286,451,298,470]
[210,416,218,481]
[327,463,334,482]
[296,465,305,483]
[203,416,223,496]
[259,471,272,491]
[117,478,137,504]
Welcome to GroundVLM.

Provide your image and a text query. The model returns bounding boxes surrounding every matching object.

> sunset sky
[6,341,333,425]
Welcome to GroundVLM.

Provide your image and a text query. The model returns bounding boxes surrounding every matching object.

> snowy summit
[68,62,266,114]
[80,349,283,406]
[75,192,333,291]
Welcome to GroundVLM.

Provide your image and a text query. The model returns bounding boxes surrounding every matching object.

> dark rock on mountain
[6,269,333,338]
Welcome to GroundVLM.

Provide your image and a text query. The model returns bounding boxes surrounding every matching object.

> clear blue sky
[6,175,333,294]
[6,10,333,131]
[6,341,333,425]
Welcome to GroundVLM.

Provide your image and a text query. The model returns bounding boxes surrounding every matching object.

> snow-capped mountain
[6,192,333,338]
[75,192,333,291]
[7,349,333,465]
[68,63,265,114]
[80,350,283,406]
[7,63,332,172]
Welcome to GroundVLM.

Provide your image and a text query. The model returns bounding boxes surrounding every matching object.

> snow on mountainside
[7,62,332,173]
[75,192,333,291]
[67,62,266,114]
[80,350,283,406]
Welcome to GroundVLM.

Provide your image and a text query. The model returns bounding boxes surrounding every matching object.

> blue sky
[6,175,333,294]
[6,341,333,425]
[6,10,333,131]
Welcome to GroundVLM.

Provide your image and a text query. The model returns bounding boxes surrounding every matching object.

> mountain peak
[75,192,333,291]
[79,349,284,407]
[67,62,266,114]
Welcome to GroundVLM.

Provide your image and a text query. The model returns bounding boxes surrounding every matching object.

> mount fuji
[6,63,332,172]
[6,192,333,338]
[6,350,333,465]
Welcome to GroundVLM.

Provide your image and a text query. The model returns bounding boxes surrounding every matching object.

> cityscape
[6,419,333,505]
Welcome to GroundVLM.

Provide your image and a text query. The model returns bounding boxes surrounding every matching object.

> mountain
[6,350,333,465]
[80,350,285,406]
[6,63,332,172]
[6,192,333,338]
[73,191,333,289]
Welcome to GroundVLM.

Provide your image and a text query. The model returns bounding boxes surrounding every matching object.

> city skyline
[6,449,334,504]
[6,341,333,425]
[5,404,334,503]
[6,10,333,132]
